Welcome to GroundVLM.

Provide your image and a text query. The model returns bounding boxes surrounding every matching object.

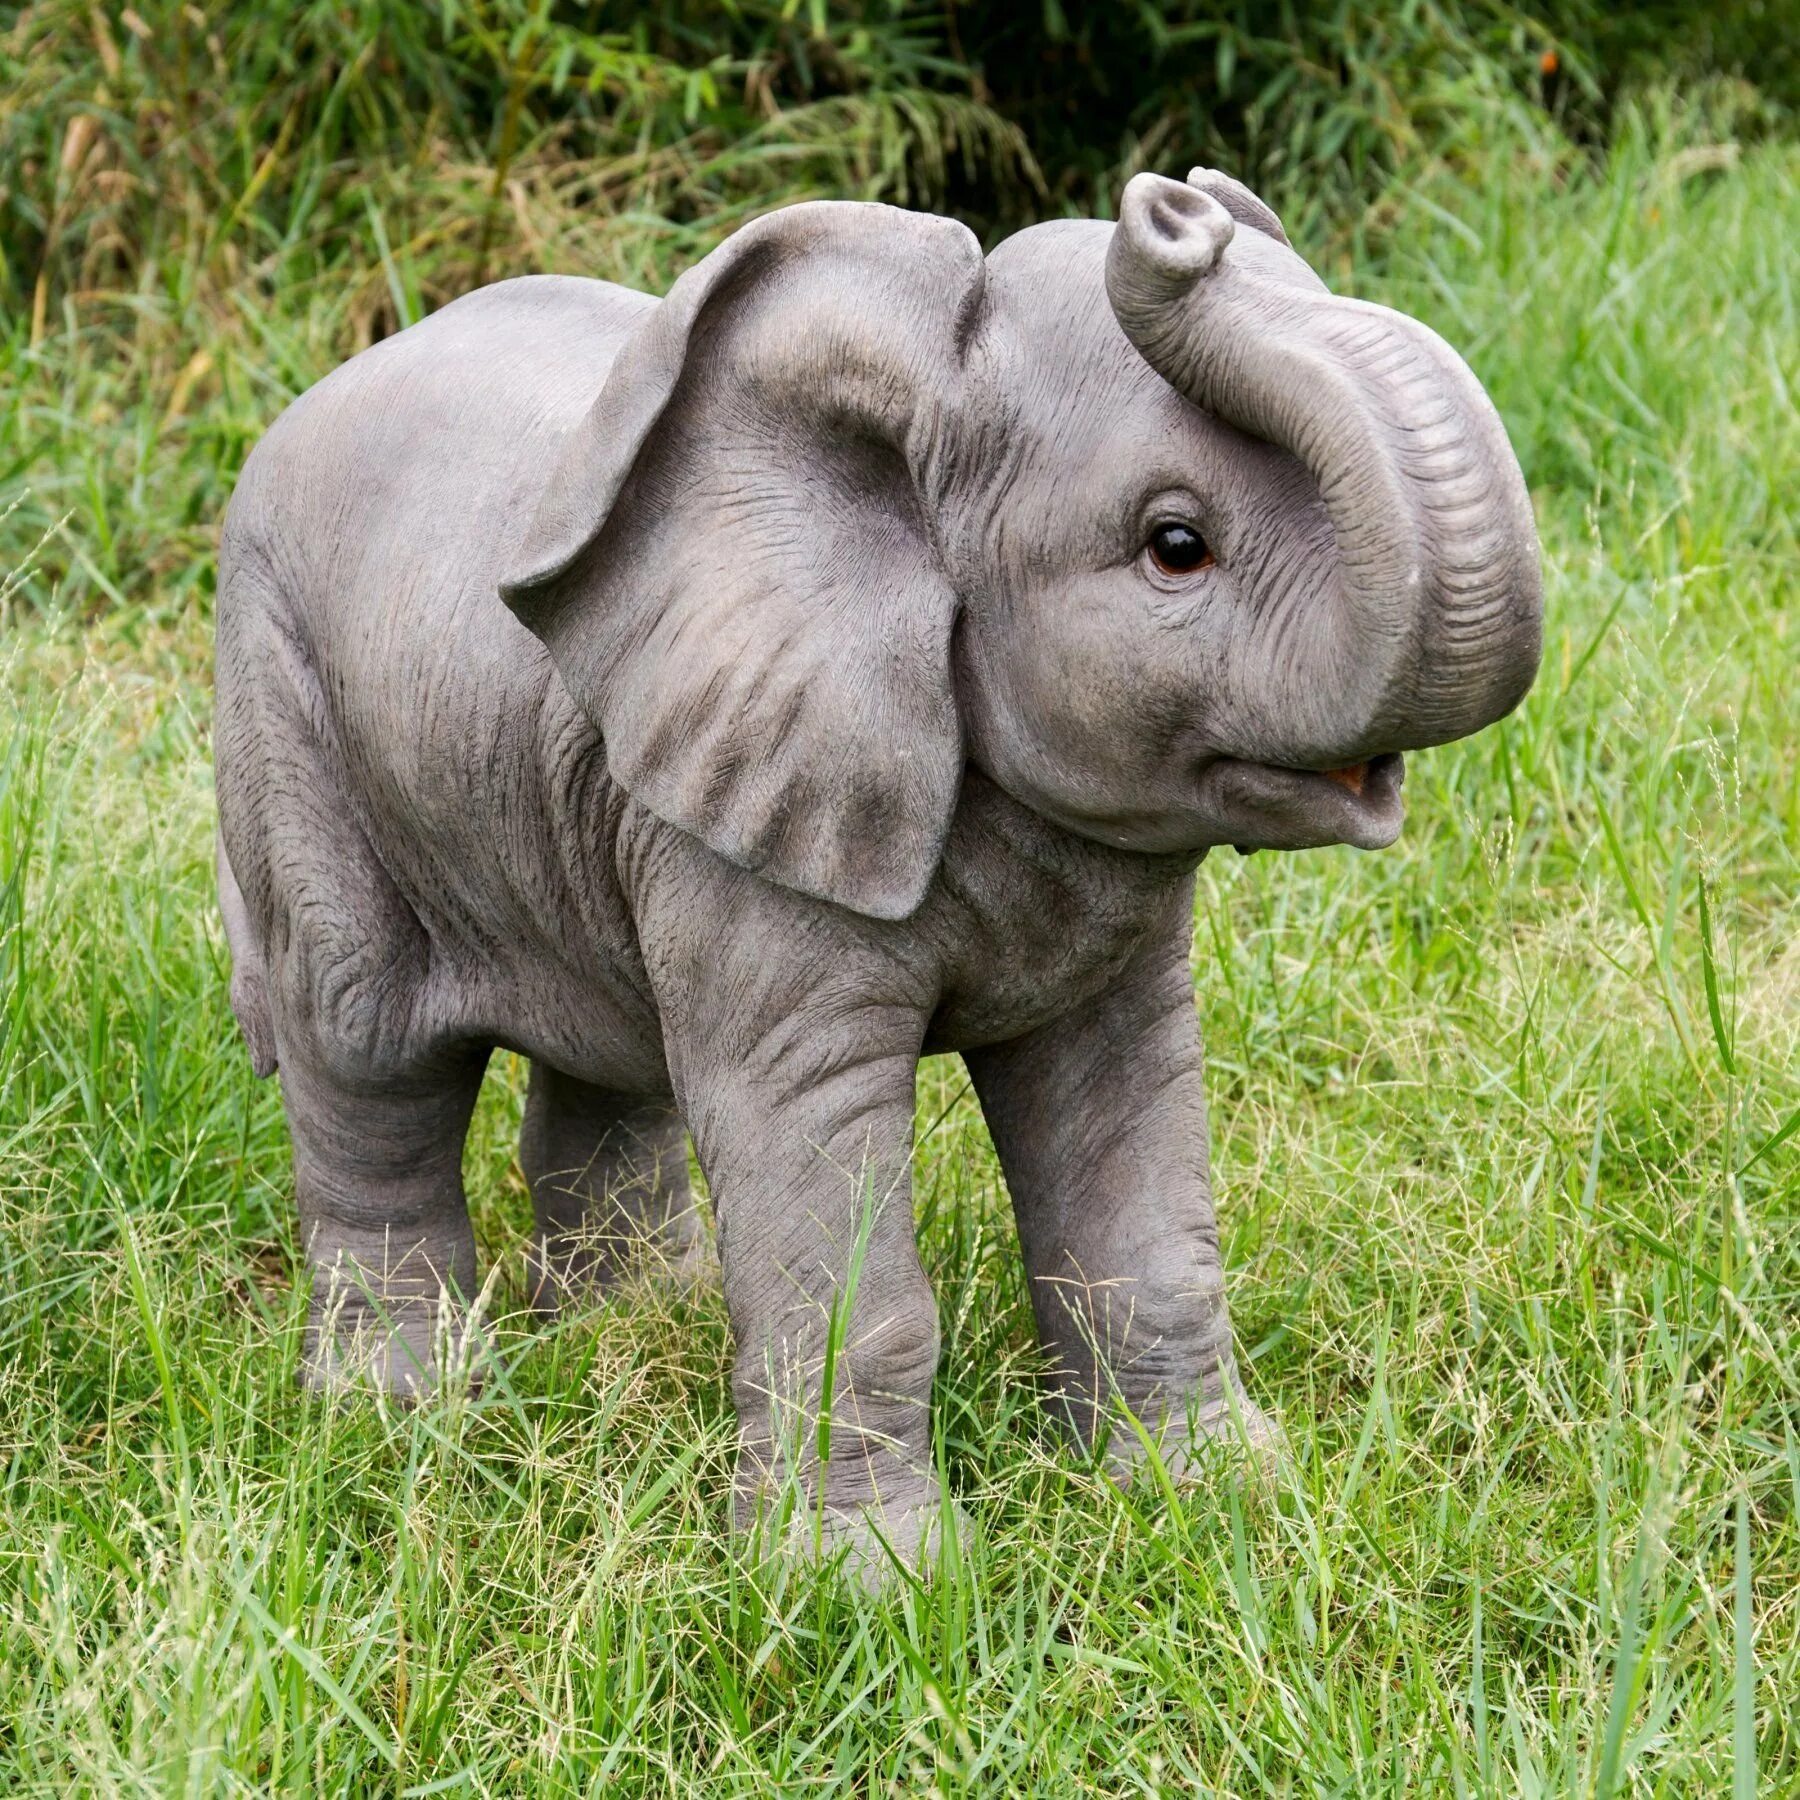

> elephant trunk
[1105,170,1541,761]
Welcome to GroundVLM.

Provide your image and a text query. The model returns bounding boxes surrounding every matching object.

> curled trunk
[1106,170,1541,760]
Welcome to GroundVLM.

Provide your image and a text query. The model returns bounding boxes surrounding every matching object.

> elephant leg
[634,849,950,1578]
[965,881,1275,1474]
[692,1044,943,1576]
[521,1065,708,1313]
[648,1024,938,1565]
[280,1046,487,1399]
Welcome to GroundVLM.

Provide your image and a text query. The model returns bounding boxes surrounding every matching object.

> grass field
[3,108,1798,1794]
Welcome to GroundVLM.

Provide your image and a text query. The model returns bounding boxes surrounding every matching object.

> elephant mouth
[1200,751,1405,851]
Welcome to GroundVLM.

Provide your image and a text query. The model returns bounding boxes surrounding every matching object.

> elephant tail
[217,831,278,1078]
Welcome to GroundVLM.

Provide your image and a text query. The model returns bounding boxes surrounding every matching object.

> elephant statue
[214,167,1541,1568]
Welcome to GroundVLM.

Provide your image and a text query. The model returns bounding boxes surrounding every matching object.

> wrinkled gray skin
[215,169,1541,1568]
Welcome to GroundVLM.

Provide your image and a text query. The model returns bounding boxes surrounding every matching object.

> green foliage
[5,2,1794,319]
[1,0,1790,625]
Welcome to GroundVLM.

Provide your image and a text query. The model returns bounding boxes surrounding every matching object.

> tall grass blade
[1734,1492,1757,1800]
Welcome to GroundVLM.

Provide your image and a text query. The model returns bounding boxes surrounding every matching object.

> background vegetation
[3,0,1795,625]
[3,2,1796,1792]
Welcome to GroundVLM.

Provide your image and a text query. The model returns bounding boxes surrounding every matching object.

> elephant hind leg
[281,1043,487,1399]
[521,1066,711,1314]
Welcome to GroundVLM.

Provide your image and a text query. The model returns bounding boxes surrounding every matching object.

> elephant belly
[472,963,671,1094]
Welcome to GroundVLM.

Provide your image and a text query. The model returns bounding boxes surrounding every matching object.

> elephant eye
[1147,522,1214,576]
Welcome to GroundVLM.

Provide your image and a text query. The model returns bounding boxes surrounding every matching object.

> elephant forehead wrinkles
[961,274,1255,570]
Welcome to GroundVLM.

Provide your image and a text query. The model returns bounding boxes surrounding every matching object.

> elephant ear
[501,202,986,920]
[1184,167,1291,247]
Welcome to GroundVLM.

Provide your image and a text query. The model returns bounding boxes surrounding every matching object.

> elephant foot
[299,1289,486,1402]
[739,1486,964,1589]
[733,1442,964,1588]
[1101,1385,1285,1487]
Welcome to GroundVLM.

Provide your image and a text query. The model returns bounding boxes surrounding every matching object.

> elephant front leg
[965,890,1274,1473]
[671,1016,943,1576]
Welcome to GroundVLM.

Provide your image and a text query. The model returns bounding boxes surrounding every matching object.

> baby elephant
[216,168,1540,1566]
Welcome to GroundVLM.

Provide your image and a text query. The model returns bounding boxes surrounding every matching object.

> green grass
[3,110,1798,1797]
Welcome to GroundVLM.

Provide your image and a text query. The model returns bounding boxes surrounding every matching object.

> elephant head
[501,170,1541,916]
